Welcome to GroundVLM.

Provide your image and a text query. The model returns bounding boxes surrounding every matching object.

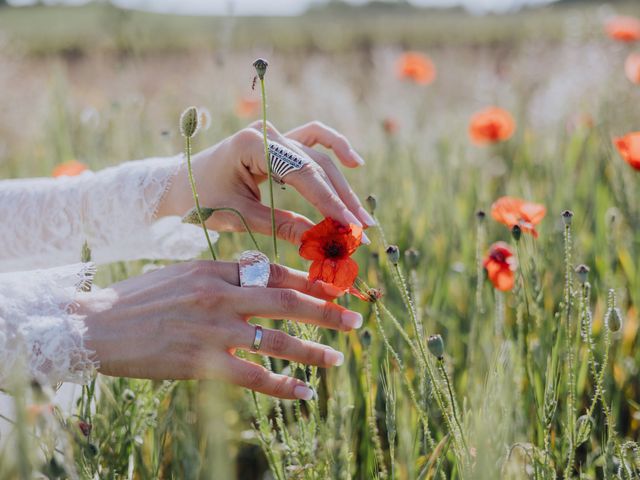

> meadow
[1,2,640,479]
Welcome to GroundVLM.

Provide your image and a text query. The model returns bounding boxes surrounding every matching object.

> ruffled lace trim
[0,263,98,387]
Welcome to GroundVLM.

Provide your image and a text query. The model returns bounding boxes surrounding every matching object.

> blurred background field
[1,0,640,479]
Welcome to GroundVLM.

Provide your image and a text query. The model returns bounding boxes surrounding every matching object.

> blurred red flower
[396,52,436,85]
[483,242,517,292]
[299,217,362,290]
[382,117,399,136]
[52,160,88,178]
[468,107,515,145]
[625,53,640,85]
[235,96,261,118]
[614,132,640,170]
[605,16,640,42]
[491,196,546,238]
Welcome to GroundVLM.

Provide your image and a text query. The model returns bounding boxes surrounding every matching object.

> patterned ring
[250,325,264,353]
[268,141,308,184]
[238,250,270,288]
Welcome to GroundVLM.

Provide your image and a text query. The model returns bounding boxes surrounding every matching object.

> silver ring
[239,250,270,287]
[268,142,308,184]
[250,325,264,353]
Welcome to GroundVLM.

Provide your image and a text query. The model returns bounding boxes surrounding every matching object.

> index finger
[285,121,365,168]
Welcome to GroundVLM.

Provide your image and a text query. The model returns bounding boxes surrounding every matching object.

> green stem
[209,207,260,251]
[185,137,217,261]
[259,77,278,262]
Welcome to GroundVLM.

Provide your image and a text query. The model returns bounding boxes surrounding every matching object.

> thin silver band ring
[250,325,264,353]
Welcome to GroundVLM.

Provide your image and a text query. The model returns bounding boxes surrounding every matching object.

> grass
[1,2,640,479]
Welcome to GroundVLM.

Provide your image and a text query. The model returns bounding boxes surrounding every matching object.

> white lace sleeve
[0,155,217,272]
[0,263,97,387]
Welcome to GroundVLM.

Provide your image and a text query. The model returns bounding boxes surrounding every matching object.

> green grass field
[1,2,640,479]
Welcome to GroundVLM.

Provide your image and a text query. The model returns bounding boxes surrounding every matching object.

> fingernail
[324,349,344,366]
[361,232,371,245]
[345,211,363,228]
[294,385,314,401]
[350,148,365,166]
[358,207,377,227]
[341,310,363,329]
[319,281,346,297]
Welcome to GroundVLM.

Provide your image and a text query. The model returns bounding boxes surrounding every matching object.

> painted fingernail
[324,349,344,367]
[341,310,363,329]
[358,207,377,227]
[344,211,363,228]
[350,148,365,166]
[294,385,314,401]
[361,232,371,245]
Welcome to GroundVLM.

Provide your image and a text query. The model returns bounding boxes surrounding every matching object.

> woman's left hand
[157,121,375,245]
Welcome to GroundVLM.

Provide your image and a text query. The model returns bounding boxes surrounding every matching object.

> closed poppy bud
[476,210,486,223]
[427,334,444,360]
[608,308,623,332]
[180,106,199,138]
[511,224,522,242]
[122,389,135,402]
[182,206,214,225]
[575,264,590,285]
[361,329,372,348]
[78,420,92,437]
[86,442,99,457]
[404,248,420,269]
[366,195,377,214]
[386,245,400,265]
[562,210,574,227]
[253,58,268,79]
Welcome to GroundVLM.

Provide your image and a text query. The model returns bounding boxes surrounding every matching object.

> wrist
[156,161,191,218]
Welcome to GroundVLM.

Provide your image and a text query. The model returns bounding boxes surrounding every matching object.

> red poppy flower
[491,196,546,238]
[235,96,260,118]
[625,53,640,85]
[605,16,640,42]
[52,160,88,178]
[299,218,362,290]
[614,132,640,170]
[469,107,515,145]
[483,242,517,292]
[395,52,436,85]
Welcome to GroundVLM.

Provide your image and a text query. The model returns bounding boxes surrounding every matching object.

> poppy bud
[180,106,199,138]
[427,334,444,360]
[253,58,268,79]
[386,245,400,265]
[78,420,92,437]
[608,308,623,332]
[86,442,99,457]
[562,210,574,227]
[476,210,486,223]
[122,389,135,402]
[366,195,377,214]
[511,224,522,242]
[404,248,420,269]
[575,264,590,285]
[361,329,372,348]
[182,206,214,225]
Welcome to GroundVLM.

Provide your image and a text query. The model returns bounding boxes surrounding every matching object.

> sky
[6,0,559,15]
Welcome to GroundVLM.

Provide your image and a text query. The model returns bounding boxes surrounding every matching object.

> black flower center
[324,240,345,259]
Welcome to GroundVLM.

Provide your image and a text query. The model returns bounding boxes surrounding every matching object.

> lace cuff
[0,264,97,387]
[0,155,217,272]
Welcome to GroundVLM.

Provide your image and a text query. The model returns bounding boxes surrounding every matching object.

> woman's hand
[80,261,362,400]
[157,121,375,245]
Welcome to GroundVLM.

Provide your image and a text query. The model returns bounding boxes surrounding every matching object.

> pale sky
[7,0,559,15]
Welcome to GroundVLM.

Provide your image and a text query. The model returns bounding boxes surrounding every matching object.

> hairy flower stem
[251,391,284,480]
[185,137,217,261]
[258,77,278,261]
[562,222,577,479]
[468,218,485,368]
[208,207,260,250]
[438,360,470,456]
[363,348,388,479]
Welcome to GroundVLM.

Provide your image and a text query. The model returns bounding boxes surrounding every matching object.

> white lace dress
[0,155,214,389]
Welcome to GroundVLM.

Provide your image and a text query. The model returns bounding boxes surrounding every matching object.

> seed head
[253,58,268,79]
[404,248,420,269]
[476,210,486,223]
[562,210,574,227]
[386,245,400,265]
[361,329,372,348]
[122,389,136,402]
[366,195,377,214]
[180,106,199,138]
[427,334,444,360]
[575,264,590,285]
[608,307,623,332]
[511,224,522,242]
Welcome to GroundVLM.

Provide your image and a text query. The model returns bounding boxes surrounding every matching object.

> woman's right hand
[79,261,362,400]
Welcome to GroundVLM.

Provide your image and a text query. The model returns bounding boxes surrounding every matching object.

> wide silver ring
[238,250,270,287]
[250,325,264,353]
[268,141,307,184]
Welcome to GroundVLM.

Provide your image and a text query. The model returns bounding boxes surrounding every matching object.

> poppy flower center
[324,240,345,259]
[491,251,506,264]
